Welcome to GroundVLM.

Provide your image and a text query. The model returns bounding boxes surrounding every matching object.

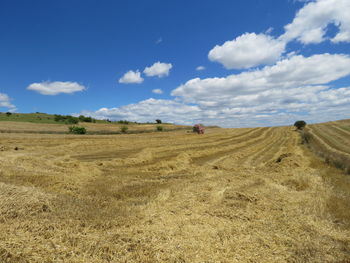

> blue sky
[1,0,350,127]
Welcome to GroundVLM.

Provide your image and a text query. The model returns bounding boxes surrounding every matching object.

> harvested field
[0,124,350,262]
[303,119,350,173]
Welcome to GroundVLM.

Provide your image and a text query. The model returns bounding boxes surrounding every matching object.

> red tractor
[193,124,205,134]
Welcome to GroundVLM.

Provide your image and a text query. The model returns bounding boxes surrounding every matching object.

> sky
[1,0,350,127]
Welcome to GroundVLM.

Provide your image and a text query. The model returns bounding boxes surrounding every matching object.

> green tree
[294,120,306,130]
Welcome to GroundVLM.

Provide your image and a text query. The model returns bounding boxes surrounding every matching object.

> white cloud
[78,85,350,127]
[0,93,16,112]
[152,89,163,94]
[79,98,202,124]
[196,66,206,71]
[79,53,350,127]
[156,37,163,44]
[208,33,286,69]
[27,81,85,95]
[207,0,350,72]
[144,62,173,78]
[119,70,144,84]
[280,0,350,44]
[173,54,350,105]
[169,53,350,126]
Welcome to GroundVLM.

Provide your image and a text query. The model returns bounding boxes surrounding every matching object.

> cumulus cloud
[144,62,173,78]
[280,0,350,43]
[27,81,85,95]
[207,0,350,71]
[79,98,202,124]
[119,70,144,84]
[208,33,286,69]
[79,53,350,127]
[173,54,350,105]
[196,66,206,71]
[168,53,350,126]
[78,85,350,127]
[152,89,163,94]
[0,93,16,112]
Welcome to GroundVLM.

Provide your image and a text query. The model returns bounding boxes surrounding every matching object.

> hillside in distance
[0,112,190,134]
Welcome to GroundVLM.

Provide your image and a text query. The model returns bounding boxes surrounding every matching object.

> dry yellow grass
[0,124,349,262]
[304,119,350,173]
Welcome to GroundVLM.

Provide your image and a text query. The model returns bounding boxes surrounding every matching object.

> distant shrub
[6,112,12,117]
[120,126,128,133]
[54,114,79,124]
[65,116,79,124]
[68,126,87,134]
[156,119,162,124]
[54,114,64,122]
[78,115,96,123]
[117,120,130,124]
[156,125,164,131]
[294,120,306,130]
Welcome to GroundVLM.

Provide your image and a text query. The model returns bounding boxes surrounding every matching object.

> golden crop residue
[0,123,349,263]
[303,120,350,173]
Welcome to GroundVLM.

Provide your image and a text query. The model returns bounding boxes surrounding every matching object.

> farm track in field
[0,122,350,263]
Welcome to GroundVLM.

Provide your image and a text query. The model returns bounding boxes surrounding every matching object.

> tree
[79,115,93,122]
[156,119,162,124]
[6,112,12,117]
[294,120,306,130]
[66,116,79,124]
[78,115,86,122]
